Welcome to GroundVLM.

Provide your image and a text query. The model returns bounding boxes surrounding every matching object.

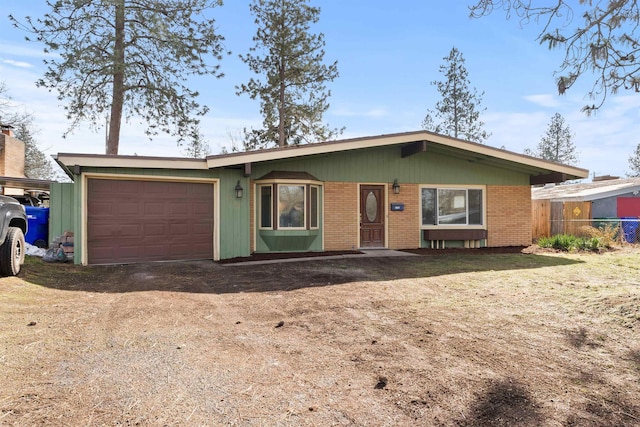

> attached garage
[87,178,214,264]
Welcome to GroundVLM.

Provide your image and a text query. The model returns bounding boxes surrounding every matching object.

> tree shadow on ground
[18,249,584,294]
[457,378,543,426]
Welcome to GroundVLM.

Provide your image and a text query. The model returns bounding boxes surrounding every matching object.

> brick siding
[324,181,359,250]
[0,134,25,178]
[388,183,420,249]
[486,185,532,246]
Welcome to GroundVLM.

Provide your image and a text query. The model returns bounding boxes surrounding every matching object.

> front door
[360,185,385,248]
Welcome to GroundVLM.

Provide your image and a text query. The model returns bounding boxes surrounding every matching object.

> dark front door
[360,185,385,248]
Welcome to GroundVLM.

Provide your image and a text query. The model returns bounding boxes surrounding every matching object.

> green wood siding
[49,182,75,247]
[218,169,250,259]
[251,145,530,185]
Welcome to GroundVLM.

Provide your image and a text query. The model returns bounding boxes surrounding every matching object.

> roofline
[533,186,640,202]
[53,130,589,180]
[205,130,589,178]
[54,153,210,175]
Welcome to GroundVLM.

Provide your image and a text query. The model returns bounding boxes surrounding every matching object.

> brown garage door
[87,179,214,264]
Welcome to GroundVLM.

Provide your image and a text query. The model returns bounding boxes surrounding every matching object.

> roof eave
[205,130,589,180]
[55,153,210,172]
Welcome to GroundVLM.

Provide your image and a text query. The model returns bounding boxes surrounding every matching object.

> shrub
[537,233,608,252]
[579,224,620,248]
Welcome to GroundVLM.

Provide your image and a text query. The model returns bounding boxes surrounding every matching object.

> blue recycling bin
[621,217,639,243]
[25,206,49,248]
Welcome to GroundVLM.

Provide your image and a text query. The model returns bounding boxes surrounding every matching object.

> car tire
[0,227,25,276]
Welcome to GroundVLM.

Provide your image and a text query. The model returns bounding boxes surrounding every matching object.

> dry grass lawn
[1,247,639,426]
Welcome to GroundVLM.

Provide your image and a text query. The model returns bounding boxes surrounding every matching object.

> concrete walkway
[222,249,419,266]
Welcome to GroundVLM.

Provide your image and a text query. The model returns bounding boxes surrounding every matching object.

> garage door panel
[192,223,212,235]
[192,201,212,215]
[88,201,115,216]
[119,223,143,238]
[169,204,189,215]
[117,181,143,194]
[87,179,214,264]
[88,223,117,238]
[144,223,166,237]
[143,202,165,215]
[118,202,141,216]
[167,222,188,234]
[169,244,190,257]
[144,244,168,258]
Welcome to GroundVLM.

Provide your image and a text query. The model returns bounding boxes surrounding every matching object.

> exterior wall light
[235,180,244,199]
[392,179,400,194]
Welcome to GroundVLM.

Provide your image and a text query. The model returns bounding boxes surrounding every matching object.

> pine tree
[0,81,31,129]
[237,0,341,149]
[10,1,226,155]
[525,113,578,165]
[470,1,640,113]
[628,144,640,177]
[422,47,490,143]
[14,122,58,180]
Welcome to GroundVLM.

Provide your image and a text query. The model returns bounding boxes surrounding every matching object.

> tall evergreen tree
[0,81,31,129]
[13,121,58,181]
[237,0,340,149]
[628,144,640,177]
[422,47,490,143]
[470,1,640,113]
[11,0,226,155]
[525,113,578,165]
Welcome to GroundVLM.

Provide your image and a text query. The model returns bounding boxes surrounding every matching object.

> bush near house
[537,224,621,252]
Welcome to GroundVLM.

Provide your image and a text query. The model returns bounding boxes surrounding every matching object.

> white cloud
[2,59,33,68]
[523,94,562,108]
[0,40,57,59]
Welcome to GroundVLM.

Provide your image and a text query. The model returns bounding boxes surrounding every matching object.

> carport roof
[532,177,640,202]
[55,130,589,183]
[0,175,54,191]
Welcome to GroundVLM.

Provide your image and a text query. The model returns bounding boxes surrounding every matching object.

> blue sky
[1,1,639,180]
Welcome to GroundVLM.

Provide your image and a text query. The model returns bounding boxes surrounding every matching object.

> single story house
[53,130,588,265]
[531,177,640,239]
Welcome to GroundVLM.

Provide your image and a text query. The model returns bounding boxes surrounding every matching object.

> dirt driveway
[1,248,639,426]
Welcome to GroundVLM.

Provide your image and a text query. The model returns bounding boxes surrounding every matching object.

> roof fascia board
[579,187,640,202]
[206,133,415,168]
[206,131,589,179]
[55,153,209,170]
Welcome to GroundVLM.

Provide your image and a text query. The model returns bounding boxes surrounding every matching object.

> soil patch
[1,248,639,425]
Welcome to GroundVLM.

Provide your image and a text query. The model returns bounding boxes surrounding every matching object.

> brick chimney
[1,124,14,137]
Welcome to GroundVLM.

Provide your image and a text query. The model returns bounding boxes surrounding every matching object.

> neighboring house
[531,177,640,239]
[53,130,588,265]
[0,125,26,196]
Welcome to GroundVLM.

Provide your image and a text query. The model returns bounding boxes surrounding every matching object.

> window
[310,186,319,229]
[260,185,272,228]
[279,185,305,228]
[258,183,321,230]
[421,187,484,226]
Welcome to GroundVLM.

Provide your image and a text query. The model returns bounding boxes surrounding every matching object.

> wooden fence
[532,200,592,240]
